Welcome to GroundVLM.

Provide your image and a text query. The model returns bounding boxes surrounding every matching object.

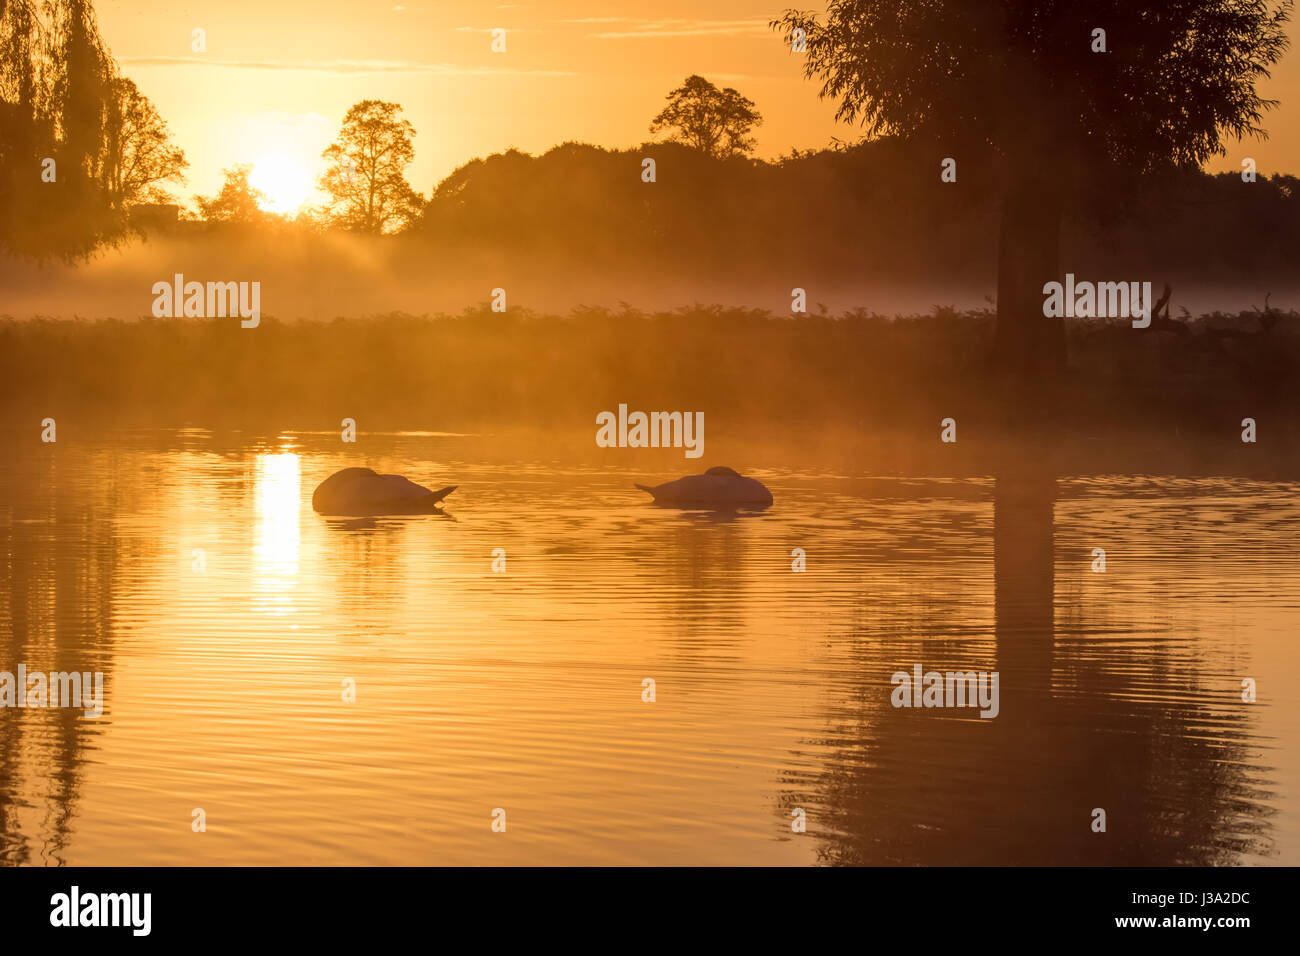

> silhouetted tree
[0,0,122,257]
[55,0,107,179]
[773,1,1293,376]
[195,164,272,223]
[101,76,187,210]
[319,99,423,234]
[650,75,763,159]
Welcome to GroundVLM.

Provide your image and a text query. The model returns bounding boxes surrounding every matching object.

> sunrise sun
[249,154,311,214]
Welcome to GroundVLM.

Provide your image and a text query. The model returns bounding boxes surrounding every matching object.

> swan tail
[428,485,457,503]
[634,483,657,498]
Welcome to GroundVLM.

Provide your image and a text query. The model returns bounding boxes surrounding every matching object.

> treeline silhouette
[417,140,1300,285]
[131,136,1296,296]
[3,0,1295,288]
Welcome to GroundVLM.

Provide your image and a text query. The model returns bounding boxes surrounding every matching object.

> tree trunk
[992,173,1065,376]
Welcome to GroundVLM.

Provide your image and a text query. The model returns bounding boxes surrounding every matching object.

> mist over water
[3,233,1296,320]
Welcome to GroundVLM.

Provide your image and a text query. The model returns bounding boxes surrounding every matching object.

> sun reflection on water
[252,452,300,613]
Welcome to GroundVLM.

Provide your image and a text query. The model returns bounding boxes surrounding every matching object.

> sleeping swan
[635,466,773,507]
[312,467,456,515]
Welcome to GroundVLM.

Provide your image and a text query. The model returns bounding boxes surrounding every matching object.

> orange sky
[96,1,1300,210]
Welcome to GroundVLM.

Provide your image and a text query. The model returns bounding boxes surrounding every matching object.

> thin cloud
[117,56,573,76]
[578,19,771,38]
[453,26,545,33]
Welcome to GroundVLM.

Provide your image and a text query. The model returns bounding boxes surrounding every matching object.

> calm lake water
[1,430,1296,865]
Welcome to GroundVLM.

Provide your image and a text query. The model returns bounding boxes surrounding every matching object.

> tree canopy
[195,164,271,223]
[650,75,763,159]
[1,0,118,257]
[319,99,423,234]
[102,76,187,210]
[774,1,1292,173]
[1,0,187,256]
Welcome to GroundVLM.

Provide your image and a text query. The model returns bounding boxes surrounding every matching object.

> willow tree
[774,2,1292,375]
[0,0,120,257]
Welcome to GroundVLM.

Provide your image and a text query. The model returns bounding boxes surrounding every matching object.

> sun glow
[249,154,311,214]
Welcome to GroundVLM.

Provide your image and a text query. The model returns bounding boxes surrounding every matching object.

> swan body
[635,466,772,507]
[312,467,456,515]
